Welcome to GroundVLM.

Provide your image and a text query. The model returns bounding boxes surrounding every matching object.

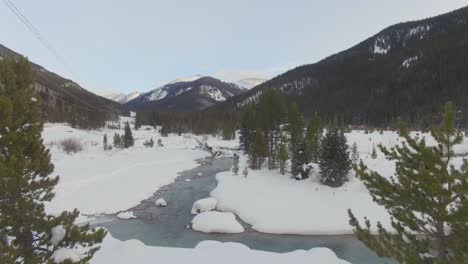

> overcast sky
[1,0,467,94]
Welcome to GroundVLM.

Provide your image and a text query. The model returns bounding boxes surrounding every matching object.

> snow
[408,24,431,39]
[191,197,217,214]
[200,85,226,101]
[191,211,245,233]
[148,87,169,101]
[402,56,418,68]
[52,248,82,263]
[43,118,206,216]
[116,211,136,219]
[50,225,67,246]
[235,78,266,89]
[373,36,390,54]
[91,233,350,264]
[103,92,141,104]
[155,198,167,207]
[170,74,204,84]
[211,130,468,235]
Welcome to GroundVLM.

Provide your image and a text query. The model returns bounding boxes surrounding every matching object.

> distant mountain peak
[235,78,267,89]
[104,91,141,104]
[126,75,246,112]
[169,74,204,84]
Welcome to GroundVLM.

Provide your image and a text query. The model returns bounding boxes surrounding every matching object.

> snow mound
[155,198,167,207]
[92,233,351,264]
[192,211,244,233]
[191,197,217,214]
[52,248,82,263]
[117,211,136,219]
[50,225,66,246]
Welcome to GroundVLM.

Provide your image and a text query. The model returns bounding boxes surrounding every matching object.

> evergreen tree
[276,132,289,175]
[113,132,123,148]
[348,102,468,263]
[239,106,256,152]
[248,128,267,170]
[242,166,249,178]
[123,121,134,148]
[287,103,304,149]
[231,154,240,175]
[319,128,351,187]
[222,118,235,140]
[0,58,105,263]
[134,112,142,130]
[350,142,359,164]
[292,140,311,180]
[306,112,323,163]
[288,103,304,177]
[103,134,108,151]
[371,144,378,159]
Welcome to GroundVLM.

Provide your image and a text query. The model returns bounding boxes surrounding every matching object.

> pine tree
[232,154,240,175]
[319,128,351,187]
[292,140,311,180]
[248,128,267,170]
[371,144,378,159]
[0,58,105,263]
[287,103,304,149]
[350,142,359,164]
[348,102,468,264]
[113,132,123,148]
[239,106,256,152]
[242,166,249,178]
[288,103,304,177]
[103,134,108,151]
[306,112,323,163]
[276,132,289,175]
[123,121,134,148]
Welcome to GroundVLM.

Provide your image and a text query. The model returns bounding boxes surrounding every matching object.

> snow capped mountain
[235,78,266,89]
[104,92,141,104]
[126,76,246,112]
[169,74,204,84]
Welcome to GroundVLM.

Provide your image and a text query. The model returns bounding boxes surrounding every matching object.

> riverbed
[94,157,393,264]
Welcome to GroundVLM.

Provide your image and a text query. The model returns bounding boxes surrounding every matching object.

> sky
[1,0,467,95]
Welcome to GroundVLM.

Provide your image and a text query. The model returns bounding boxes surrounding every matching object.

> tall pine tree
[123,121,134,148]
[319,128,351,187]
[348,103,468,263]
[0,58,105,263]
[306,112,323,163]
[276,132,289,175]
[288,103,304,177]
[248,127,267,170]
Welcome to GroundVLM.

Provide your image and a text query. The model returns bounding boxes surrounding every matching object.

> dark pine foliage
[319,128,351,187]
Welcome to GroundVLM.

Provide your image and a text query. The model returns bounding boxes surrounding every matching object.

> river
[94,157,394,264]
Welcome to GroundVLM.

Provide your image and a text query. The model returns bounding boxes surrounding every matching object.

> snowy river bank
[93,157,393,264]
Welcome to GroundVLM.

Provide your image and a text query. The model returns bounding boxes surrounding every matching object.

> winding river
[94,157,394,264]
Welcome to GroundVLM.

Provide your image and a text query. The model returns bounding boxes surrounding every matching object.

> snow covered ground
[44,120,464,263]
[40,119,350,263]
[43,120,206,216]
[211,130,468,235]
[91,234,350,264]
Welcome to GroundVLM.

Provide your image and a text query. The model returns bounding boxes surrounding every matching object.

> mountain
[0,44,128,128]
[126,75,246,112]
[216,6,468,128]
[235,78,267,89]
[104,92,141,104]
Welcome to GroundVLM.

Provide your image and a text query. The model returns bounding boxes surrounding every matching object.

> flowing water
[94,157,394,264]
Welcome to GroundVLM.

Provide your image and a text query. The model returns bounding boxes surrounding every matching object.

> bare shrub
[60,138,83,154]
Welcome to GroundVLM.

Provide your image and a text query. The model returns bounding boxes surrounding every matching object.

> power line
[2,0,119,114]
[2,0,71,74]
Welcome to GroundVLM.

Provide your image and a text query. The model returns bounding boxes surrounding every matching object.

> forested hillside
[0,44,128,128]
[216,6,468,129]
